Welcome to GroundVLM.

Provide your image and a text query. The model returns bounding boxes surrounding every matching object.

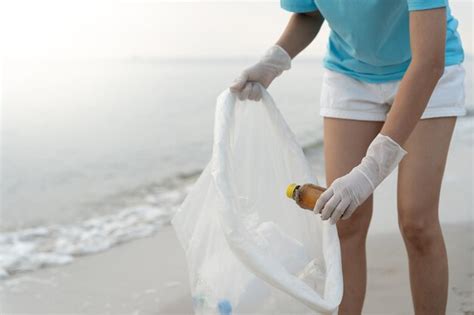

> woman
[230,0,465,314]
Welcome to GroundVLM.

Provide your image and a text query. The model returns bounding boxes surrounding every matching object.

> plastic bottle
[286,183,326,211]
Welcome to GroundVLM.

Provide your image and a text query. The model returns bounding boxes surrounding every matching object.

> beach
[1,116,472,315]
[0,225,472,314]
[0,222,472,315]
[2,1,473,313]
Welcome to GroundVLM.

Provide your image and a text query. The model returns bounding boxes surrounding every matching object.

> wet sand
[0,223,472,315]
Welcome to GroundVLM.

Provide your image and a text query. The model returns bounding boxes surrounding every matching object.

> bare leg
[323,118,383,314]
[397,117,456,314]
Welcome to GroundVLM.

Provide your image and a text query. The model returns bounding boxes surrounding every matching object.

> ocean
[1,57,472,278]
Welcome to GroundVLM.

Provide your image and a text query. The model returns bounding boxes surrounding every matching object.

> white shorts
[320,64,466,121]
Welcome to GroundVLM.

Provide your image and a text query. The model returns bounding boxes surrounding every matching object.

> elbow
[429,59,445,80]
[412,56,445,81]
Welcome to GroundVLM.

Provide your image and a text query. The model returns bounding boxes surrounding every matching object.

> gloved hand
[314,134,407,225]
[229,45,291,101]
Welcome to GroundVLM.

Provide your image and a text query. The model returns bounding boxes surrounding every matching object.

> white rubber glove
[229,45,291,101]
[314,134,407,225]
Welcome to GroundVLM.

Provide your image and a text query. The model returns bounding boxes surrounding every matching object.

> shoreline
[1,223,472,314]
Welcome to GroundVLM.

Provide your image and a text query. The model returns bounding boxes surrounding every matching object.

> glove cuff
[260,45,292,74]
[358,134,407,188]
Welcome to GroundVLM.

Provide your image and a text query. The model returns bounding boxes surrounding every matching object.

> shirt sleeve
[407,0,446,11]
[280,0,318,13]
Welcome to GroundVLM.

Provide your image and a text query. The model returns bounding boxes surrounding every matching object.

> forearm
[380,61,444,145]
[276,11,324,59]
[229,11,323,99]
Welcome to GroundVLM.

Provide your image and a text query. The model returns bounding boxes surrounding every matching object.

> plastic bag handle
[210,85,343,313]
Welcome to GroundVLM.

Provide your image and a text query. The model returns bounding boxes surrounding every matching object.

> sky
[1,0,473,60]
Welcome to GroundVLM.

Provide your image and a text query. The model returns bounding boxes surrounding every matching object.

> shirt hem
[323,55,464,83]
[408,0,446,11]
[280,3,318,13]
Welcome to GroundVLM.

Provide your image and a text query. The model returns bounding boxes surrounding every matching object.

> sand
[0,223,472,315]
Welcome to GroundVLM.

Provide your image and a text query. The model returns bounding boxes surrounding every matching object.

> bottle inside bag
[286,183,326,210]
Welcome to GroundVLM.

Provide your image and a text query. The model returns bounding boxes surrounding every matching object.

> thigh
[397,117,456,222]
[324,117,383,183]
[324,117,383,232]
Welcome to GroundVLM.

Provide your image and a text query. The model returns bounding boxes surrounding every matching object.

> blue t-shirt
[280,0,464,82]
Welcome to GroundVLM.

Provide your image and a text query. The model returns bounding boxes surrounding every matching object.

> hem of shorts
[320,107,467,121]
[421,107,467,119]
[319,108,387,122]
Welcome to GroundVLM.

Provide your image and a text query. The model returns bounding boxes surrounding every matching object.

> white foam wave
[0,187,190,279]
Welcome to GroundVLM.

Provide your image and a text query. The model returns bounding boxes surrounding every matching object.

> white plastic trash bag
[172,86,343,314]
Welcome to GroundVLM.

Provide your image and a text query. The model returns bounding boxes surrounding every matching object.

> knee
[337,204,371,244]
[398,205,441,254]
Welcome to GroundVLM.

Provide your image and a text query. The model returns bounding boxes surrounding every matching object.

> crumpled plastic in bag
[172,86,343,314]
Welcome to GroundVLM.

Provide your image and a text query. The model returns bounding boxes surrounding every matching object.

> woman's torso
[299,0,464,82]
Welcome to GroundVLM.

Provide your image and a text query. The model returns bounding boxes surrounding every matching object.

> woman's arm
[380,8,446,145]
[315,7,448,224]
[276,11,325,59]
[230,10,323,100]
